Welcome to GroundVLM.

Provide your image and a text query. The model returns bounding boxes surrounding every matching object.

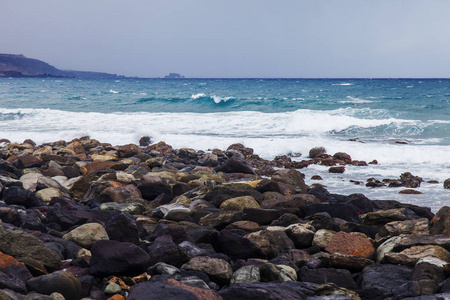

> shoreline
[0,137,448,299]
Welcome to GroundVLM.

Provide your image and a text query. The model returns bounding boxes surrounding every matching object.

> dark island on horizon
[0,53,127,79]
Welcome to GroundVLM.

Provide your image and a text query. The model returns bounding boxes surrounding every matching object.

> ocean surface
[1,77,450,212]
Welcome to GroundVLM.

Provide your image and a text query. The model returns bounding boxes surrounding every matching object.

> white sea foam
[332,83,354,86]
[211,95,234,103]
[109,90,119,94]
[339,96,373,104]
[191,93,206,100]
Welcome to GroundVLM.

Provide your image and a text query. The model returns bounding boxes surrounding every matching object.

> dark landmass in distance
[0,53,126,79]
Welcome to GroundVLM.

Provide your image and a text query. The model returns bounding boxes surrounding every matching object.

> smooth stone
[182,256,233,286]
[36,187,62,202]
[25,271,81,300]
[312,229,337,249]
[218,281,314,300]
[164,206,192,221]
[220,196,261,211]
[63,223,109,249]
[19,172,43,191]
[329,253,374,272]
[285,223,315,249]
[315,283,361,300]
[104,282,122,294]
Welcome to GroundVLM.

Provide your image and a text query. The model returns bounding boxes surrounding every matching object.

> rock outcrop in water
[0,138,448,299]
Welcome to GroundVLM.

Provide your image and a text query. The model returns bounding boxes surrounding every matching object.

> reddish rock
[146,141,174,156]
[81,161,127,175]
[117,144,141,158]
[329,166,345,173]
[311,175,323,180]
[42,166,65,177]
[333,152,352,162]
[369,160,378,165]
[227,143,254,157]
[139,136,152,147]
[224,221,260,233]
[325,231,375,259]
[399,189,422,194]
[99,184,142,203]
[0,251,25,270]
[8,155,43,169]
[164,278,223,300]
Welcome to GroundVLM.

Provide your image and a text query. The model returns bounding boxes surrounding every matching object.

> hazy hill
[0,54,125,79]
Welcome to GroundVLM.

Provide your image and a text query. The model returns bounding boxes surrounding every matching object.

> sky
[2,0,450,78]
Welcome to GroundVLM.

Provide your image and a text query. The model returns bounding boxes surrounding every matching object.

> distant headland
[0,53,126,79]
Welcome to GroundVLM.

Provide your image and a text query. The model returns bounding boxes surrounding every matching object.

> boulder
[128,281,198,300]
[89,240,150,277]
[359,264,413,297]
[204,183,262,208]
[325,231,375,259]
[329,253,374,272]
[231,265,261,284]
[147,235,189,268]
[431,206,450,235]
[309,147,326,158]
[329,166,345,174]
[163,278,223,300]
[215,158,254,174]
[360,208,419,226]
[220,196,261,211]
[117,144,141,158]
[298,267,357,290]
[245,228,295,259]
[99,184,142,203]
[138,175,173,201]
[376,218,430,239]
[312,229,337,249]
[182,256,233,285]
[139,136,152,147]
[218,282,313,300]
[285,223,315,249]
[36,187,62,203]
[385,245,450,266]
[105,210,139,244]
[25,271,81,300]
[3,186,43,208]
[271,169,308,193]
[212,230,264,259]
[63,223,109,249]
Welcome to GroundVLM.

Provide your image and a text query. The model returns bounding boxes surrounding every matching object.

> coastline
[0,137,448,299]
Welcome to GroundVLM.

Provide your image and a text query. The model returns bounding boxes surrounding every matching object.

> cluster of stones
[0,137,449,299]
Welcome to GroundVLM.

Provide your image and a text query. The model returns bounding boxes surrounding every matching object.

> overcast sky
[2,0,450,78]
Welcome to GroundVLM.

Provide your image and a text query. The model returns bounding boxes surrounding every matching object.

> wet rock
[182,256,233,286]
[400,172,423,188]
[329,166,345,173]
[325,231,375,259]
[309,147,326,158]
[99,202,146,215]
[139,136,152,147]
[444,179,450,189]
[333,152,352,162]
[399,189,422,194]
[215,158,254,174]
[231,265,261,284]
[89,240,150,277]
[431,206,450,235]
[25,271,81,300]
[360,208,419,226]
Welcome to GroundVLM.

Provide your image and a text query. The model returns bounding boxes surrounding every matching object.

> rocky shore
[0,137,449,300]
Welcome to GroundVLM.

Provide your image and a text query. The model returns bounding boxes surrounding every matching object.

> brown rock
[271,168,308,193]
[431,206,450,235]
[146,141,174,156]
[311,175,323,180]
[182,256,233,285]
[329,166,345,173]
[0,251,25,270]
[164,278,223,300]
[309,147,326,158]
[81,161,127,175]
[399,189,422,194]
[224,221,260,233]
[117,144,141,158]
[384,245,450,266]
[99,184,142,203]
[139,136,152,147]
[333,152,352,162]
[325,231,375,259]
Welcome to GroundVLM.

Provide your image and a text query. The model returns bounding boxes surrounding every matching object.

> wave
[338,96,374,104]
[109,90,119,94]
[332,83,354,86]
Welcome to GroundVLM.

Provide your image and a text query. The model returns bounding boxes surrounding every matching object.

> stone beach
[0,137,448,299]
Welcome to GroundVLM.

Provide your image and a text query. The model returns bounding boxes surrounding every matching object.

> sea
[1,77,450,212]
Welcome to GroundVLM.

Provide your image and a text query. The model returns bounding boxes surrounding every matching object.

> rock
[81,160,127,175]
[99,202,146,215]
[399,189,422,194]
[3,186,43,208]
[329,166,345,173]
[385,245,450,266]
[413,257,448,284]
[260,263,297,282]
[63,223,109,249]
[139,136,153,147]
[400,172,423,188]
[199,211,244,229]
[182,256,233,285]
[329,253,374,272]
[147,235,189,268]
[271,169,308,193]
[204,183,261,208]
[163,278,223,300]
[220,196,261,211]
[0,227,61,273]
[99,184,142,203]
[231,265,261,284]
[245,229,295,259]
[360,208,419,226]
[147,262,181,277]
[212,230,264,259]
[198,153,219,167]
[309,147,326,158]
[325,231,375,259]
[36,187,62,202]
[431,206,450,235]
[333,152,352,162]
[137,175,173,201]
[105,210,139,244]
[215,158,254,174]
[25,271,81,300]
[128,281,198,300]
[243,208,282,225]
[314,283,361,300]
[224,220,260,233]
[89,240,150,277]
[312,229,337,249]
[117,144,141,158]
[104,281,122,294]
[311,175,323,180]
[298,267,357,290]
[285,223,315,249]
[359,264,413,297]
[218,282,312,300]
[376,218,430,239]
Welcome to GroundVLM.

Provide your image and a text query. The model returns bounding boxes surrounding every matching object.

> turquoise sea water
[1,77,450,211]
